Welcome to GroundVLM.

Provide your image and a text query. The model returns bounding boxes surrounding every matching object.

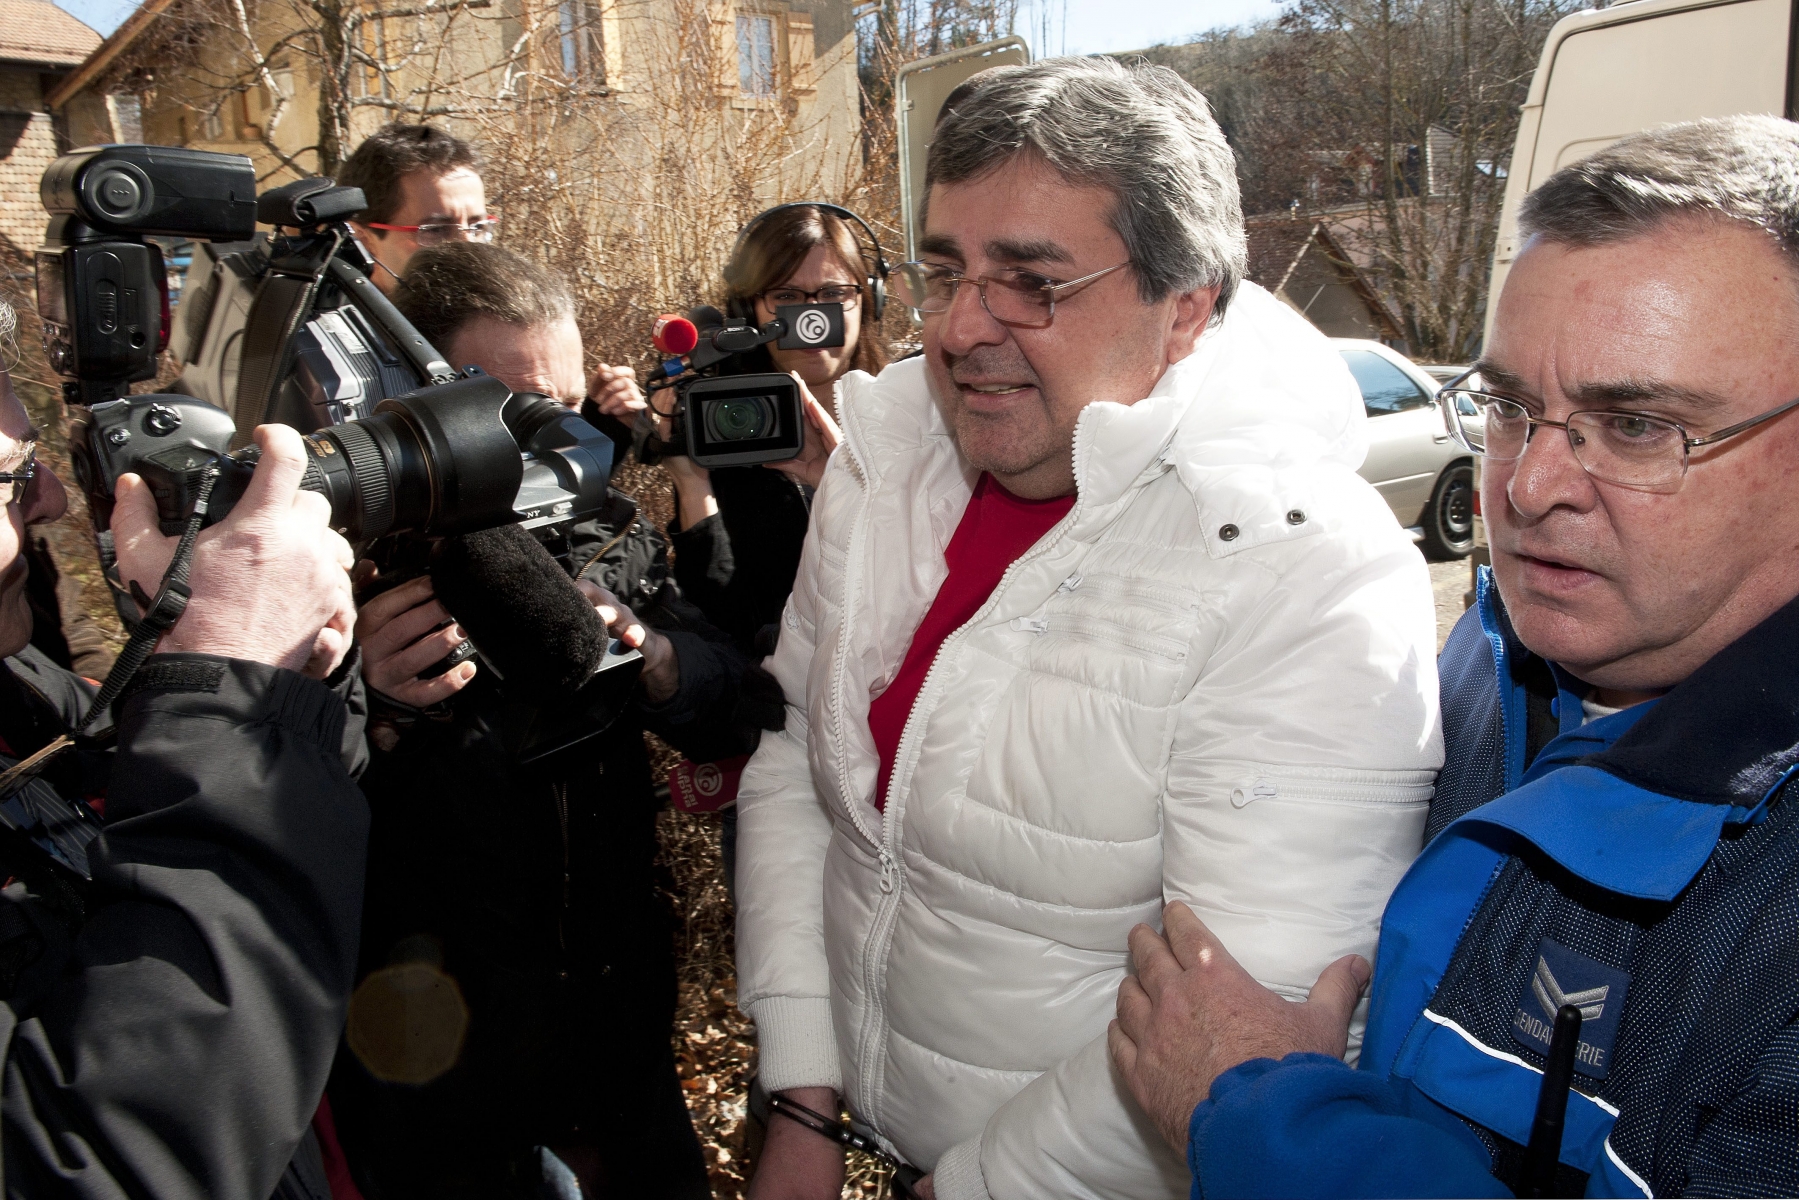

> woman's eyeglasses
[761,284,863,309]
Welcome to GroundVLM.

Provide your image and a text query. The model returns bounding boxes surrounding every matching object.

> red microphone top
[652,314,699,356]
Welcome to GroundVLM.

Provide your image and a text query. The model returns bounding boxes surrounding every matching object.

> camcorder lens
[706,396,774,442]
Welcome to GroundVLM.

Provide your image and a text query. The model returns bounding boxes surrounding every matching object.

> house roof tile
[0,0,102,68]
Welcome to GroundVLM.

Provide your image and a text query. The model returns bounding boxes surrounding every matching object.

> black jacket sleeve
[0,653,369,1200]
[570,495,783,762]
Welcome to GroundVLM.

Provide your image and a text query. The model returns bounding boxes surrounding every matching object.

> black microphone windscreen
[430,524,608,697]
[688,304,725,332]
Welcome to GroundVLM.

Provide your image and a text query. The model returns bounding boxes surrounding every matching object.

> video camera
[34,145,614,544]
[640,301,844,468]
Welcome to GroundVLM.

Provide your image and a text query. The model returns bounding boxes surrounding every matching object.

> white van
[1485,0,1796,344]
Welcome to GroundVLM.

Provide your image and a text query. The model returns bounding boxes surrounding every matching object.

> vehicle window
[1341,350,1433,416]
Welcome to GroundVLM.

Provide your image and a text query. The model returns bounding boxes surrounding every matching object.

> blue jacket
[1187,569,1799,1198]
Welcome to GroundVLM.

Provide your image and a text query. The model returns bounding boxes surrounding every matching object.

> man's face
[753,242,863,391]
[444,315,585,407]
[0,371,68,658]
[354,166,488,295]
[1481,218,1799,693]
[918,153,1218,498]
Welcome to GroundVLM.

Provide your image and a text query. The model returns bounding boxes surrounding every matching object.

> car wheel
[1419,461,1475,561]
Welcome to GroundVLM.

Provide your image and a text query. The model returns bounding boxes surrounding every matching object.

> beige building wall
[92,0,859,196]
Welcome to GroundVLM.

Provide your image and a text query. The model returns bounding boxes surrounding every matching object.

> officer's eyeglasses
[1439,388,1799,489]
[0,442,38,506]
[891,260,1132,329]
[364,218,499,246]
[762,284,862,310]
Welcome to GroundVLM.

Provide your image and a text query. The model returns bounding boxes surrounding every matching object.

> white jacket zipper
[851,494,1081,1135]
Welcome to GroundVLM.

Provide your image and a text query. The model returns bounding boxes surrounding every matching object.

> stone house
[0,0,103,257]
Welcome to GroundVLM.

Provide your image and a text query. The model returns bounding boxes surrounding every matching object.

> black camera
[35,145,259,406]
[72,374,615,541]
[35,146,618,545]
[37,145,453,433]
[642,302,844,468]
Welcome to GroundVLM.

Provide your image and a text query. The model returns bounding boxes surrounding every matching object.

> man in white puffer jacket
[736,57,1443,1200]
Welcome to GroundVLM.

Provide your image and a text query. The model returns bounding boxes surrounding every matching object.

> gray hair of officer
[925,55,1247,317]
[1520,114,1799,265]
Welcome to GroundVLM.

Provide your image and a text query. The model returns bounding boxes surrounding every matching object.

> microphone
[429,523,643,761]
[652,314,699,356]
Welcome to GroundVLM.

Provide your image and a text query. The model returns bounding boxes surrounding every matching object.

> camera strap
[232,231,344,450]
[0,466,219,802]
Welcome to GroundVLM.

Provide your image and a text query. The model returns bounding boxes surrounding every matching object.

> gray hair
[0,299,14,366]
[925,55,1246,315]
[1520,115,1799,268]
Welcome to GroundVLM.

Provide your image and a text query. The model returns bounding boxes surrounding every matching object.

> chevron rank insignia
[1512,937,1631,1079]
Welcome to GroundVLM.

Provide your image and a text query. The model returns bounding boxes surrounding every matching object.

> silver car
[1334,339,1475,560]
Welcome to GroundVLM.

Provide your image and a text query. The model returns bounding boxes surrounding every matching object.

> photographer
[661,204,885,655]
[0,299,370,1197]
[326,242,778,1200]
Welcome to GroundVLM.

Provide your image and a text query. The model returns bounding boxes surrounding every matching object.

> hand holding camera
[575,579,678,703]
[355,572,477,706]
[764,373,841,490]
[112,423,356,677]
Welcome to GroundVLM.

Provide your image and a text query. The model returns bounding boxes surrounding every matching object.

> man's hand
[355,571,478,707]
[747,1087,845,1200]
[112,424,356,678]
[574,580,678,703]
[588,363,645,416]
[765,374,841,490]
[1108,901,1371,1156]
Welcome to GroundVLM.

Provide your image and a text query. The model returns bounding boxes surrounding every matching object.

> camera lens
[293,374,524,540]
[705,396,773,442]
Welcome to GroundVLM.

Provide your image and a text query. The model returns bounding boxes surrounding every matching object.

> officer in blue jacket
[1107,114,1799,1199]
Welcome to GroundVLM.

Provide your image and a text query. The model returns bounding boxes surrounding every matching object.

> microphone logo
[794,308,832,345]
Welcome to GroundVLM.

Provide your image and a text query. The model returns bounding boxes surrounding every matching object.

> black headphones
[727,201,889,323]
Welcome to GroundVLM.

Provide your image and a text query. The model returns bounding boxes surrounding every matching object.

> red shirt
[868,474,1076,811]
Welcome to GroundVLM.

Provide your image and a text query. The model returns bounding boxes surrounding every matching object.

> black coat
[0,645,370,1199]
[331,491,778,1200]
[669,466,811,657]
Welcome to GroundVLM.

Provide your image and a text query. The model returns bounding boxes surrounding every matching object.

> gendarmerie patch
[1512,937,1630,1079]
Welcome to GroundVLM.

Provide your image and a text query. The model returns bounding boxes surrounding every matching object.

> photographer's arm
[576,577,783,763]
[0,426,369,1199]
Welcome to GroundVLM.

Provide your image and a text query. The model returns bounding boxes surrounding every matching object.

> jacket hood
[838,282,1367,529]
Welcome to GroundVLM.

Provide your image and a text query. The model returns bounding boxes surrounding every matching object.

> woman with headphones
[664,202,890,655]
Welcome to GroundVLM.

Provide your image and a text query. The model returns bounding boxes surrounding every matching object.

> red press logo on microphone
[669,755,749,813]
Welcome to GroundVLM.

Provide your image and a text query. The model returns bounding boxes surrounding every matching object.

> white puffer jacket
[735,283,1443,1200]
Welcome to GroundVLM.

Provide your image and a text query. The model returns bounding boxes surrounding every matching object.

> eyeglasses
[761,284,862,309]
[1438,388,1799,489]
[0,442,38,505]
[891,260,1132,329]
[364,218,499,246]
